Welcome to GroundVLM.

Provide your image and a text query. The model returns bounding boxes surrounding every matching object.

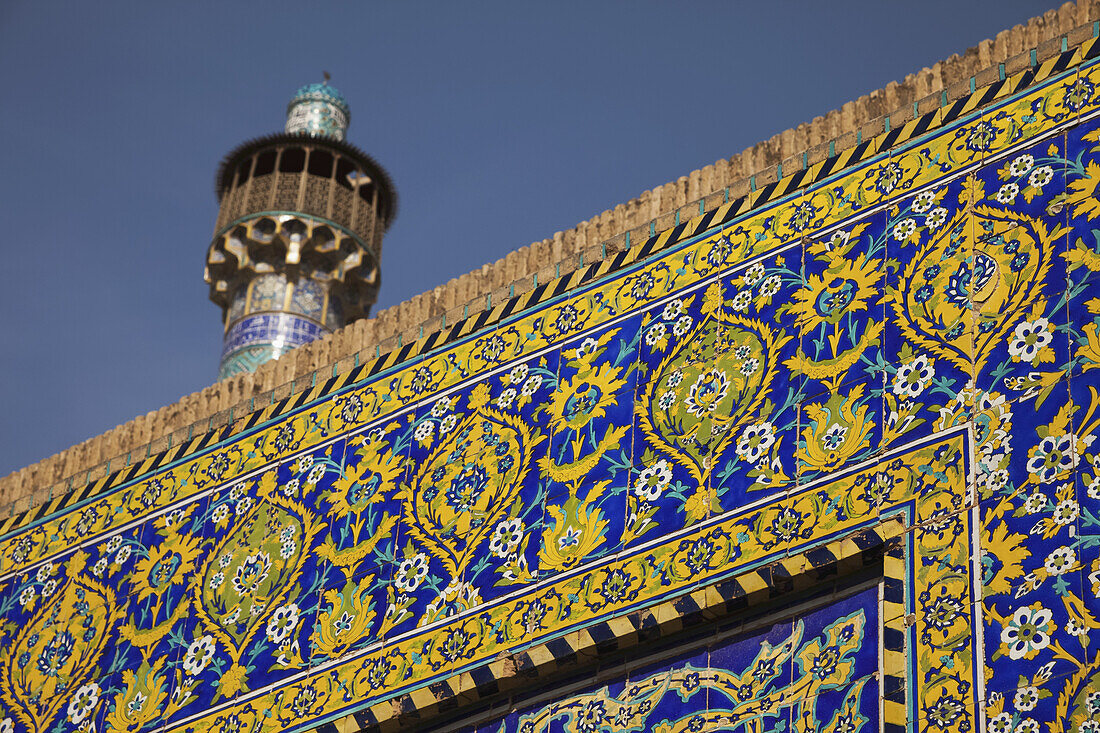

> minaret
[205,78,397,378]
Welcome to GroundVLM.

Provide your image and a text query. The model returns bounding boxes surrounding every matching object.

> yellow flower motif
[545,362,628,433]
[539,495,608,572]
[981,520,1030,597]
[702,282,723,316]
[959,174,986,207]
[255,469,278,501]
[327,440,403,515]
[103,661,169,732]
[468,382,492,410]
[315,514,398,583]
[1066,159,1100,221]
[683,484,718,524]
[798,382,875,473]
[1078,321,1100,372]
[219,663,250,700]
[539,425,629,486]
[787,253,882,334]
[783,321,883,384]
[131,529,202,603]
[311,577,379,658]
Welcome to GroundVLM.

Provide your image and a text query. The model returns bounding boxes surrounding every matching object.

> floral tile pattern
[3,46,1100,733]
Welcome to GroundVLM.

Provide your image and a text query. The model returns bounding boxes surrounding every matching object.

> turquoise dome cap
[287,81,351,120]
[285,78,351,140]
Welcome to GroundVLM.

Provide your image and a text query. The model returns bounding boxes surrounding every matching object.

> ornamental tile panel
[8,43,1100,733]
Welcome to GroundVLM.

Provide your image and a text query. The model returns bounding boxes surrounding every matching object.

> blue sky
[0,1,1047,478]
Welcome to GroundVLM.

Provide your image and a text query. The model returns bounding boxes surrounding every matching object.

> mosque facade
[1,5,1100,733]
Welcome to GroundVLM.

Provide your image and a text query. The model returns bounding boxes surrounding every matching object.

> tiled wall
[2,44,1100,733]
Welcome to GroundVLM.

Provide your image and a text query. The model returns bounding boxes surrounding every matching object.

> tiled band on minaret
[205,80,397,378]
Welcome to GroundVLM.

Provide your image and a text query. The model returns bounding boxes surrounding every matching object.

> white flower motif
[440,414,458,433]
[18,586,35,605]
[996,183,1019,204]
[988,713,1014,733]
[497,388,518,410]
[730,290,753,312]
[395,553,430,593]
[210,571,224,590]
[645,323,667,346]
[1027,435,1082,481]
[1013,686,1039,712]
[759,275,782,297]
[1023,491,1046,514]
[1000,604,1054,660]
[1008,318,1053,364]
[235,496,253,516]
[306,464,326,486]
[430,397,453,418]
[740,358,759,376]
[42,579,57,597]
[183,635,217,676]
[489,518,525,558]
[1089,475,1100,500]
[673,315,693,337]
[893,354,936,398]
[1009,154,1035,177]
[742,263,766,287]
[509,364,529,385]
[66,681,100,725]
[35,562,53,583]
[105,535,123,553]
[92,558,108,577]
[573,337,598,360]
[414,421,435,442]
[658,391,676,410]
[1044,546,1077,575]
[1052,498,1081,526]
[666,371,684,388]
[926,207,948,228]
[1028,165,1054,188]
[662,299,684,320]
[521,375,543,396]
[983,468,1010,494]
[265,603,301,645]
[893,218,916,240]
[633,460,673,501]
[912,190,936,213]
[114,546,131,565]
[736,422,776,463]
